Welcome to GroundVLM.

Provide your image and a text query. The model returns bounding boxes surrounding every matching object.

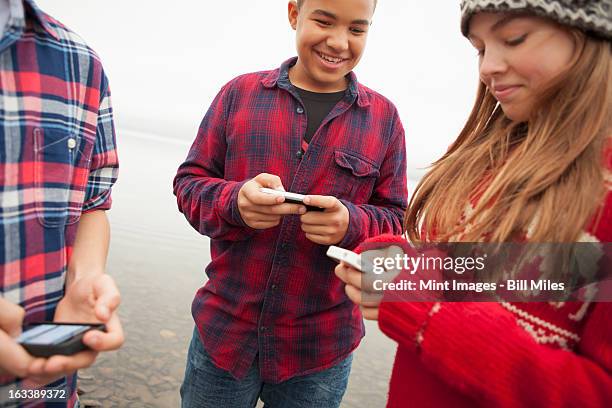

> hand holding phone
[17,323,107,358]
[327,246,367,272]
[238,174,310,230]
[331,245,382,320]
[259,188,325,212]
[35,274,123,369]
[0,298,34,378]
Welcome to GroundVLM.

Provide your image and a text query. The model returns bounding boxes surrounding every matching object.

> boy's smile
[315,50,349,68]
[288,0,375,93]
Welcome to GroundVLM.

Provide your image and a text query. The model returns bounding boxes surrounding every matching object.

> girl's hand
[334,245,405,320]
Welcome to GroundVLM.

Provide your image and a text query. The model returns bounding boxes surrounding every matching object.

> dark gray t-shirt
[295,87,345,144]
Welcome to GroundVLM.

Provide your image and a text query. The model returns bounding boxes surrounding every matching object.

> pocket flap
[333,150,380,177]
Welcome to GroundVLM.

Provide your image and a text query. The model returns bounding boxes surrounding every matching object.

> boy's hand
[25,274,124,384]
[300,195,349,245]
[238,173,306,229]
[0,298,35,378]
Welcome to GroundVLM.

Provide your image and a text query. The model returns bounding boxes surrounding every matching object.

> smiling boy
[174,0,406,406]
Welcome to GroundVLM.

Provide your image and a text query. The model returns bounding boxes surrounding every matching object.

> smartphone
[327,246,365,272]
[17,322,106,357]
[259,188,324,212]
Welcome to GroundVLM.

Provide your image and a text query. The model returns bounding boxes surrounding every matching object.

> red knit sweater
[360,190,612,407]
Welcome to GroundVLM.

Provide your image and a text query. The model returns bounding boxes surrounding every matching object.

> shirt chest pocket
[325,150,380,203]
[34,127,91,228]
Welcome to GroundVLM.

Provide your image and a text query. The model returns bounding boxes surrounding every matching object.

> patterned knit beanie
[461,0,612,40]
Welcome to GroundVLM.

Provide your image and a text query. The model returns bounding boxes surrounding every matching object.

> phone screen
[17,324,91,345]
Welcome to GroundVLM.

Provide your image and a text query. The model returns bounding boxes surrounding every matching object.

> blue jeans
[180,329,353,408]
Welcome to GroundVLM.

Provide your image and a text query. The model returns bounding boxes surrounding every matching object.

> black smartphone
[17,322,106,357]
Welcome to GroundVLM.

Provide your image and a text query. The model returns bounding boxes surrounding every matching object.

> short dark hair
[296,0,378,11]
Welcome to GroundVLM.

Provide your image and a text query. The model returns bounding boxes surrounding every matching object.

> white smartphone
[259,188,324,212]
[327,246,364,272]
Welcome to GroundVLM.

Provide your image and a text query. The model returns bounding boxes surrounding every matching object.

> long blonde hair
[405,33,612,243]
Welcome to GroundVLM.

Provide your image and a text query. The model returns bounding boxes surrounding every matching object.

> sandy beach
[76,131,404,407]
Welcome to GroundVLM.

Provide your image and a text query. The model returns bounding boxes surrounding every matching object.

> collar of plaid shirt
[261,56,371,108]
[0,0,59,43]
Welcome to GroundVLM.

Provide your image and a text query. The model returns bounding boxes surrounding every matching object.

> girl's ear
[288,1,299,31]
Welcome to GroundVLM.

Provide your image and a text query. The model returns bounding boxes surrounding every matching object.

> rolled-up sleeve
[83,74,119,212]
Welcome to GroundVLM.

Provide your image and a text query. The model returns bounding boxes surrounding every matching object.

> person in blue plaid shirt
[0,0,124,406]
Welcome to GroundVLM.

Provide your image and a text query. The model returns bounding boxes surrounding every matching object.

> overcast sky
[36,0,479,179]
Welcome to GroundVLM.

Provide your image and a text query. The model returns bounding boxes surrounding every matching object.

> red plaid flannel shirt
[174,57,408,383]
[0,1,118,406]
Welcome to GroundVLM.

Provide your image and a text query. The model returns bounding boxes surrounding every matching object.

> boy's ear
[288,1,298,31]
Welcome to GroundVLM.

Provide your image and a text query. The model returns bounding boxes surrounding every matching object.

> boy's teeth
[319,52,342,63]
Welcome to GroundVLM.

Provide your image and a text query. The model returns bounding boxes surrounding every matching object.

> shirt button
[67,138,77,149]
[260,326,267,332]
[271,284,277,290]
[295,150,303,159]
[296,106,304,114]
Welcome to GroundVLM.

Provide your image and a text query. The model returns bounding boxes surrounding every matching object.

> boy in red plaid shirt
[0,1,123,406]
[174,0,406,406]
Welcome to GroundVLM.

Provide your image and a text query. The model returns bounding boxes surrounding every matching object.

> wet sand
[78,132,399,407]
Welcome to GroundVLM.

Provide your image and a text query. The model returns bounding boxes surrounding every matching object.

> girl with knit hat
[336,1,612,406]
